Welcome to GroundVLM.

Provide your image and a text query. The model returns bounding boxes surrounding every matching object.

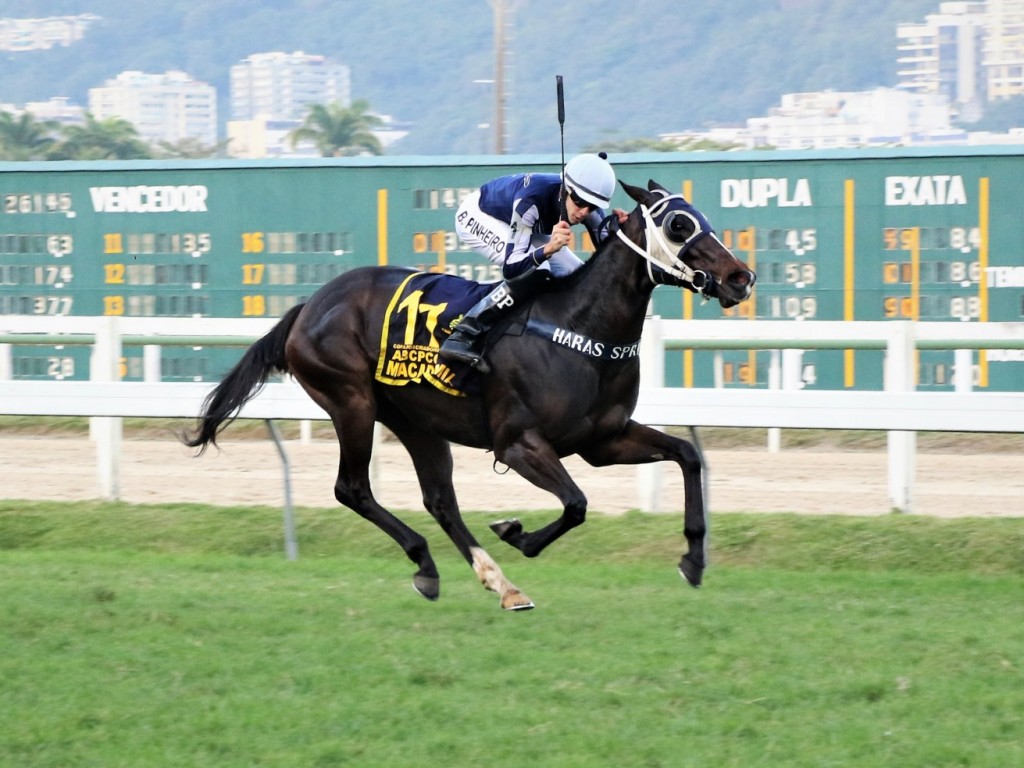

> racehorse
[183,179,755,610]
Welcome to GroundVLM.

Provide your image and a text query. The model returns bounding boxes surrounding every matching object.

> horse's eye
[663,211,695,244]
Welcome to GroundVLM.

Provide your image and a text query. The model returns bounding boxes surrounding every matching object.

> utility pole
[488,0,514,154]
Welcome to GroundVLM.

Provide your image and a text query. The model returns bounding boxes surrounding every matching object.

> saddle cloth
[374,271,492,396]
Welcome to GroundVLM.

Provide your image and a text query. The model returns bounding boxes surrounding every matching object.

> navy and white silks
[454,173,605,280]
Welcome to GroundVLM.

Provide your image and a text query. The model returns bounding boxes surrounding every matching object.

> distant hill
[1,0,939,155]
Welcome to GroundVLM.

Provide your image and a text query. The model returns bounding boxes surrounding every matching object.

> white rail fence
[2,316,1023,515]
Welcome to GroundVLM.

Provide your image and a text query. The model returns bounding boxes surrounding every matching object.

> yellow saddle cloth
[374,271,491,397]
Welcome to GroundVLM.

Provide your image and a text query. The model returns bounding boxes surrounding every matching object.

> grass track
[2,501,1023,768]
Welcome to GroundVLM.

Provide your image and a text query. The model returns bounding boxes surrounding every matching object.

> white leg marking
[471,546,507,593]
[471,546,534,610]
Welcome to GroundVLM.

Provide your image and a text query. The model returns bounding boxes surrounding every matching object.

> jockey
[439,152,628,373]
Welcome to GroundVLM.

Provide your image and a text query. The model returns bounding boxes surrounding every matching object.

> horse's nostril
[729,270,756,289]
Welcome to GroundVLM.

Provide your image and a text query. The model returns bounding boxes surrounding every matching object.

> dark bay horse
[184,179,755,610]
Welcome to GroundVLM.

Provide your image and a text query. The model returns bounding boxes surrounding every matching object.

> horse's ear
[647,179,670,194]
[620,180,651,205]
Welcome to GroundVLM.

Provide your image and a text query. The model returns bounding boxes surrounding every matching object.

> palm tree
[154,136,228,159]
[288,99,384,157]
[48,113,153,160]
[0,111,60,160]
[583,136,742,154]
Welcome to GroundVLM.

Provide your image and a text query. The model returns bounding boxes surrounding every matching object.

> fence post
[768,349,806,453]
[637,315,665,512]
[885,321,915,513]
[265,419,298,561]
[91,316,123,500]
[143,344,161,381]
[954,348,973,393]
[782,348,805,391]
[0,343,11,380]
[767,350,781,453]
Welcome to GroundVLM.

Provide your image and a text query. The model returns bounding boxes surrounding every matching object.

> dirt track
[2,434,1022,518]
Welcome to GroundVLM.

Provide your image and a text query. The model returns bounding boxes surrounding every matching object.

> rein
[614,191,717,298]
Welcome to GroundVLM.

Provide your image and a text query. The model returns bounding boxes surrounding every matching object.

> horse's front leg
[491,428,589,558]
[579,420,707,587]
[391,421,534,611]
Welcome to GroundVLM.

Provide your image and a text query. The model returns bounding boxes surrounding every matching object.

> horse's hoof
[500,590,535,611]
[490,518,523,542]
[678,558,703,588]
[412,573,440,601]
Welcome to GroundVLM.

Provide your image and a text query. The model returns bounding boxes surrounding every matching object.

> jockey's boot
[440,266,550,373]
[438,281,516,374]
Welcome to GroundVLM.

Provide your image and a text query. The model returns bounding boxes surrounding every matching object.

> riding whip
[556,75,568,222]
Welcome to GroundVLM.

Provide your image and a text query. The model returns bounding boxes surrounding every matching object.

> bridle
[614,190,720,297]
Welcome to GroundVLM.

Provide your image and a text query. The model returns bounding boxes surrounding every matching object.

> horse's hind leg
[390,423,534,611]
[284,301,443,600]
[323,406,442,601]
[579,420,707,587]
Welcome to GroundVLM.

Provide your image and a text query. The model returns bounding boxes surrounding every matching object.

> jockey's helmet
[563,153,615,210]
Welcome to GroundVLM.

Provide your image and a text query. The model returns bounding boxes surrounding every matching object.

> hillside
[1,0,939,155]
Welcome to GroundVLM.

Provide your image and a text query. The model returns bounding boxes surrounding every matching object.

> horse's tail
[182,303,305,454]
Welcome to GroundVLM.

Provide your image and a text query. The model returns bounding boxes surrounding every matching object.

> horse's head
[617,180,755,308]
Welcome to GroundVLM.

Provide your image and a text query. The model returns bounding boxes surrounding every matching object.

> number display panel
[1,151,1020,390]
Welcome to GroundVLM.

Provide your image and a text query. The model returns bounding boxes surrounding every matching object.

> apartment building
[229,51,351,122]
[896,2,987,120]
[0,14,98,51]
[227,50,353,157]
[88,70,217,146]
[984,0,1024,99]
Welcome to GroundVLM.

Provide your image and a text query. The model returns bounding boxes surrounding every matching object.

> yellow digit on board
[241,263,265,284]
[242,232,265,253]
[242,295,266,316]
[103,295,125,316]
[103,233,124,254]
[104,263,125,284]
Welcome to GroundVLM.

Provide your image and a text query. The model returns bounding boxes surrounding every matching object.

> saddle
[374,269,638,397]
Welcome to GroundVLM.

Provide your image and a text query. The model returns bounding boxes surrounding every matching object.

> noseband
[614,191,720,298]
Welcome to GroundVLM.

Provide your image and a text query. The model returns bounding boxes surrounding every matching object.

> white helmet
[563,152,615,209]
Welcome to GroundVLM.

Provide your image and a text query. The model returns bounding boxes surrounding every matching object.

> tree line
[0,100,384,161]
